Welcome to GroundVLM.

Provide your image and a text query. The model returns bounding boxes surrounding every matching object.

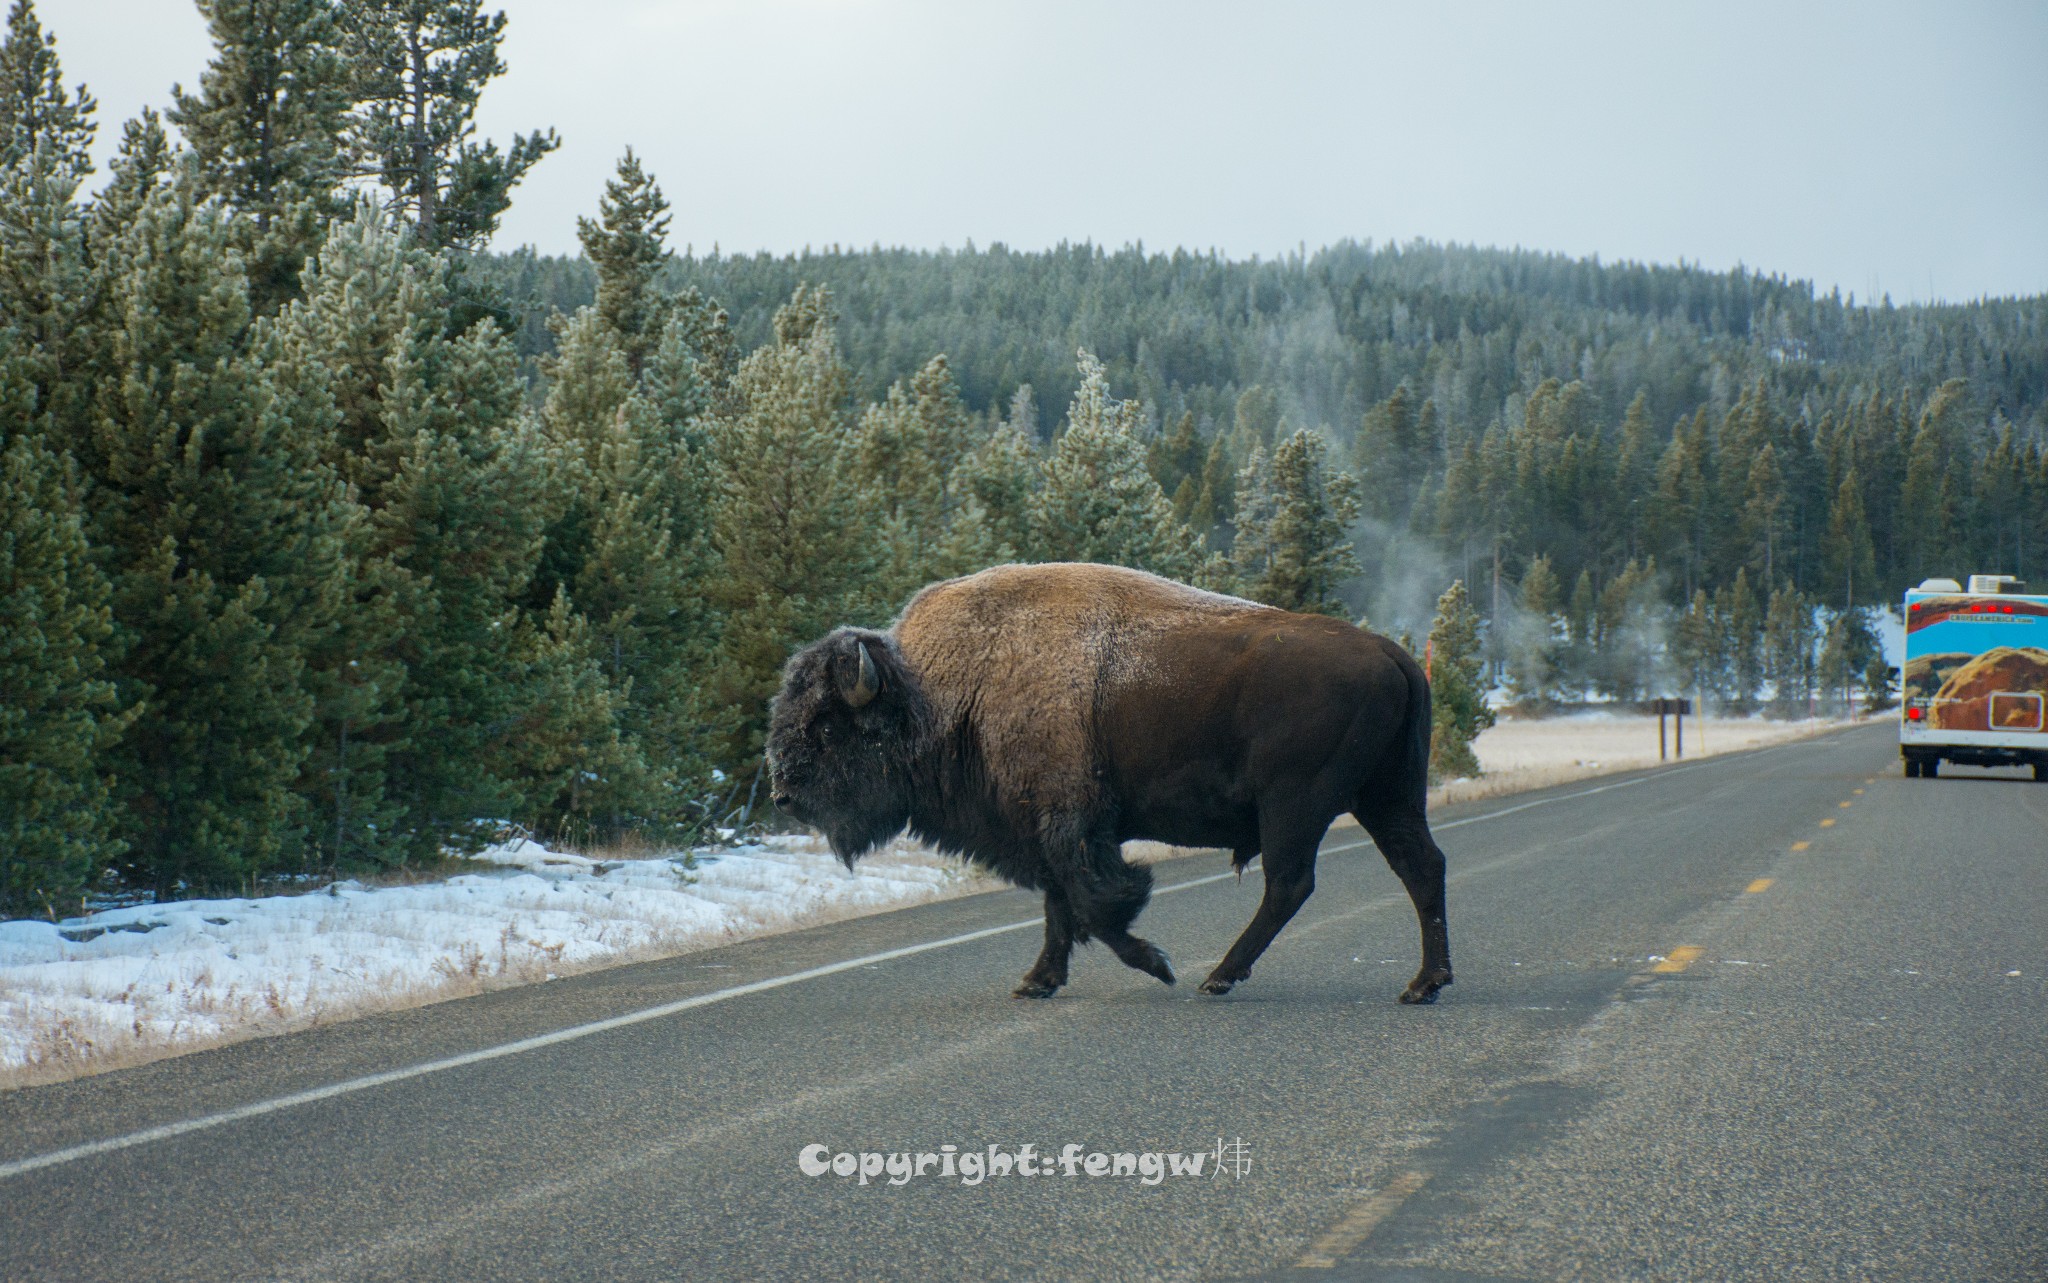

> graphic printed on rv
[1901,575,2048,779]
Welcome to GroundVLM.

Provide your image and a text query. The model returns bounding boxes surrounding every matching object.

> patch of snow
[0,834,993,1089]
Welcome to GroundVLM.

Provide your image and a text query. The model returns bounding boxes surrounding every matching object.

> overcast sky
[47,0,2048,303]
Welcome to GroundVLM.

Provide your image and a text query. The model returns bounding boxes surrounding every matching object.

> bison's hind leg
[1196,823,1318,996]
[1354,800,1453,1005]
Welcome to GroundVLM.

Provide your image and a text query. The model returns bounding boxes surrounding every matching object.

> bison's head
[766,628,932,868]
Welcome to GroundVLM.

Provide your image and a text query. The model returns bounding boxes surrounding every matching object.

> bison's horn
[841,640,880,708]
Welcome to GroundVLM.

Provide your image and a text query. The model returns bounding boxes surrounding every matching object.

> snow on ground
[1430,712,1867,806]
[0,835,997,1090]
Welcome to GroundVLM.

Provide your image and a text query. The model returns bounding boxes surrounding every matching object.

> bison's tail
[1407,650,1434,811]
[1376,640,1433,816]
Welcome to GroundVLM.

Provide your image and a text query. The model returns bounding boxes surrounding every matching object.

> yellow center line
[1790,841,1811,852]
[1651,945,1704,973]
[1838,800,1853,808]
[1819,818,1836,827]
[1297,1171,1431,1267]
[1853,788,1865,795]
[1745,878,1774,894]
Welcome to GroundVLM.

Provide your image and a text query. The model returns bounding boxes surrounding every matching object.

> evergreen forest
[4,0,2045,916]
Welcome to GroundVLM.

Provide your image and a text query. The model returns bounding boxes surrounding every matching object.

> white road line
[1434,758,1716,830]
[0,867,1247,1183]
[0,731,1854,1183]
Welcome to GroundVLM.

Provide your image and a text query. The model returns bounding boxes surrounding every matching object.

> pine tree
[1763,581,1816,717]
[342,0,558,251]
[652,286,741,423]
[1974,424,2028,575]
[937,418,1039,571]
[855,353,975,598]
[1231,384,1280,457]
[700,285,886,771]
[1354,383,1424,525]
[1611,391,1657,561]
[527,299,718,835]
[1032,350,1208,581]
[0,426,132,916]
[568,394,716,824]
[1592,558,1665,702]
[576,148,672,379]
[88,108,172,248]
[1898,382,1965,580]
[1672,587,1725,709]
[1190,430,1235,536]
[0,135,90,416]
[168,0,352,307]
[1650,410,1710,599]
[1426,579,1494,783]
[1005,383,1038,441]
[0,0,94,173]
[1505,553,1563,710]
[1562,567,1597,698]
[1148,410,1204,513]
[1231,427,1361,614]
[1820,469,1877,609]
[1816,607,1876,715]
[507,584,642,842]
[1721,567,1763,714]
[1739,441,1787,584]
[526,303,629,608]
[856,354,973,530]
[276,204,592,863]
[169,0,350,220]
[81,167,358,893]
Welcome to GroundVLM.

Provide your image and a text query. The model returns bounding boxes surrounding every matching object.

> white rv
[1900,575,2048,779]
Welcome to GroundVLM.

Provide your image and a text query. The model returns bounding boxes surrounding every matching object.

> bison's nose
[771,792,795,813]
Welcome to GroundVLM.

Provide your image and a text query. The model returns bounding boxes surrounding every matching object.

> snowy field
[0,837,998,1090]
[1433,712,1865,806]
[1,715,1866,1090]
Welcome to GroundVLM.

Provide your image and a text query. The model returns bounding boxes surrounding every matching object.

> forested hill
[475,239,2048,446]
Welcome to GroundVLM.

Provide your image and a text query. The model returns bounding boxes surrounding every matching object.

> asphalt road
[2,722,2043,1282]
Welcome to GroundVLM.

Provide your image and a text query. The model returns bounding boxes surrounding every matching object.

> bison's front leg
[1078,848,1175,987]
[1014,888,1077,998]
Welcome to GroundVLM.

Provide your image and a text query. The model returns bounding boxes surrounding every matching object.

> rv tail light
[1907,707,1924,721]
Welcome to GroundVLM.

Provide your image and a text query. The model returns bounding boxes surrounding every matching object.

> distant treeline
[476,231,2048,619]
[3,0,2044,917]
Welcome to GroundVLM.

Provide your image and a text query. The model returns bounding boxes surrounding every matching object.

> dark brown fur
[766,563,1452,1003]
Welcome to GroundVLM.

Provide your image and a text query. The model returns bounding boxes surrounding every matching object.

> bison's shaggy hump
[896,563,1273,832]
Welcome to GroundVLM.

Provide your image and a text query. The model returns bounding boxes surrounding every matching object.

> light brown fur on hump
[891,563,1271,831]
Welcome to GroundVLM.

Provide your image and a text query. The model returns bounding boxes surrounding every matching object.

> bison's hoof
[1197,974,1238,996]
[1128,942,1176,987]
[1012,979,1061,999]
[1398,971,1452,1004]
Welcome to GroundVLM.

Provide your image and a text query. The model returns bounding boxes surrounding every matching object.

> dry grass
[1429,713,1864,807]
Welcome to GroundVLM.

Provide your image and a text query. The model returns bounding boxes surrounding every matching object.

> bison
[765,562,1452,1004]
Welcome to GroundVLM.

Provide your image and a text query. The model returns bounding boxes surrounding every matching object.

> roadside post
[1651,698,1692,761]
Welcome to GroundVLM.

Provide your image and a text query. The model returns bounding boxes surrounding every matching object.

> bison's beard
[822,805,910,871]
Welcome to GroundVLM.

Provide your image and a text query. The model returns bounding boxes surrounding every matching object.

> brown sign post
[1649,698,1692,761]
